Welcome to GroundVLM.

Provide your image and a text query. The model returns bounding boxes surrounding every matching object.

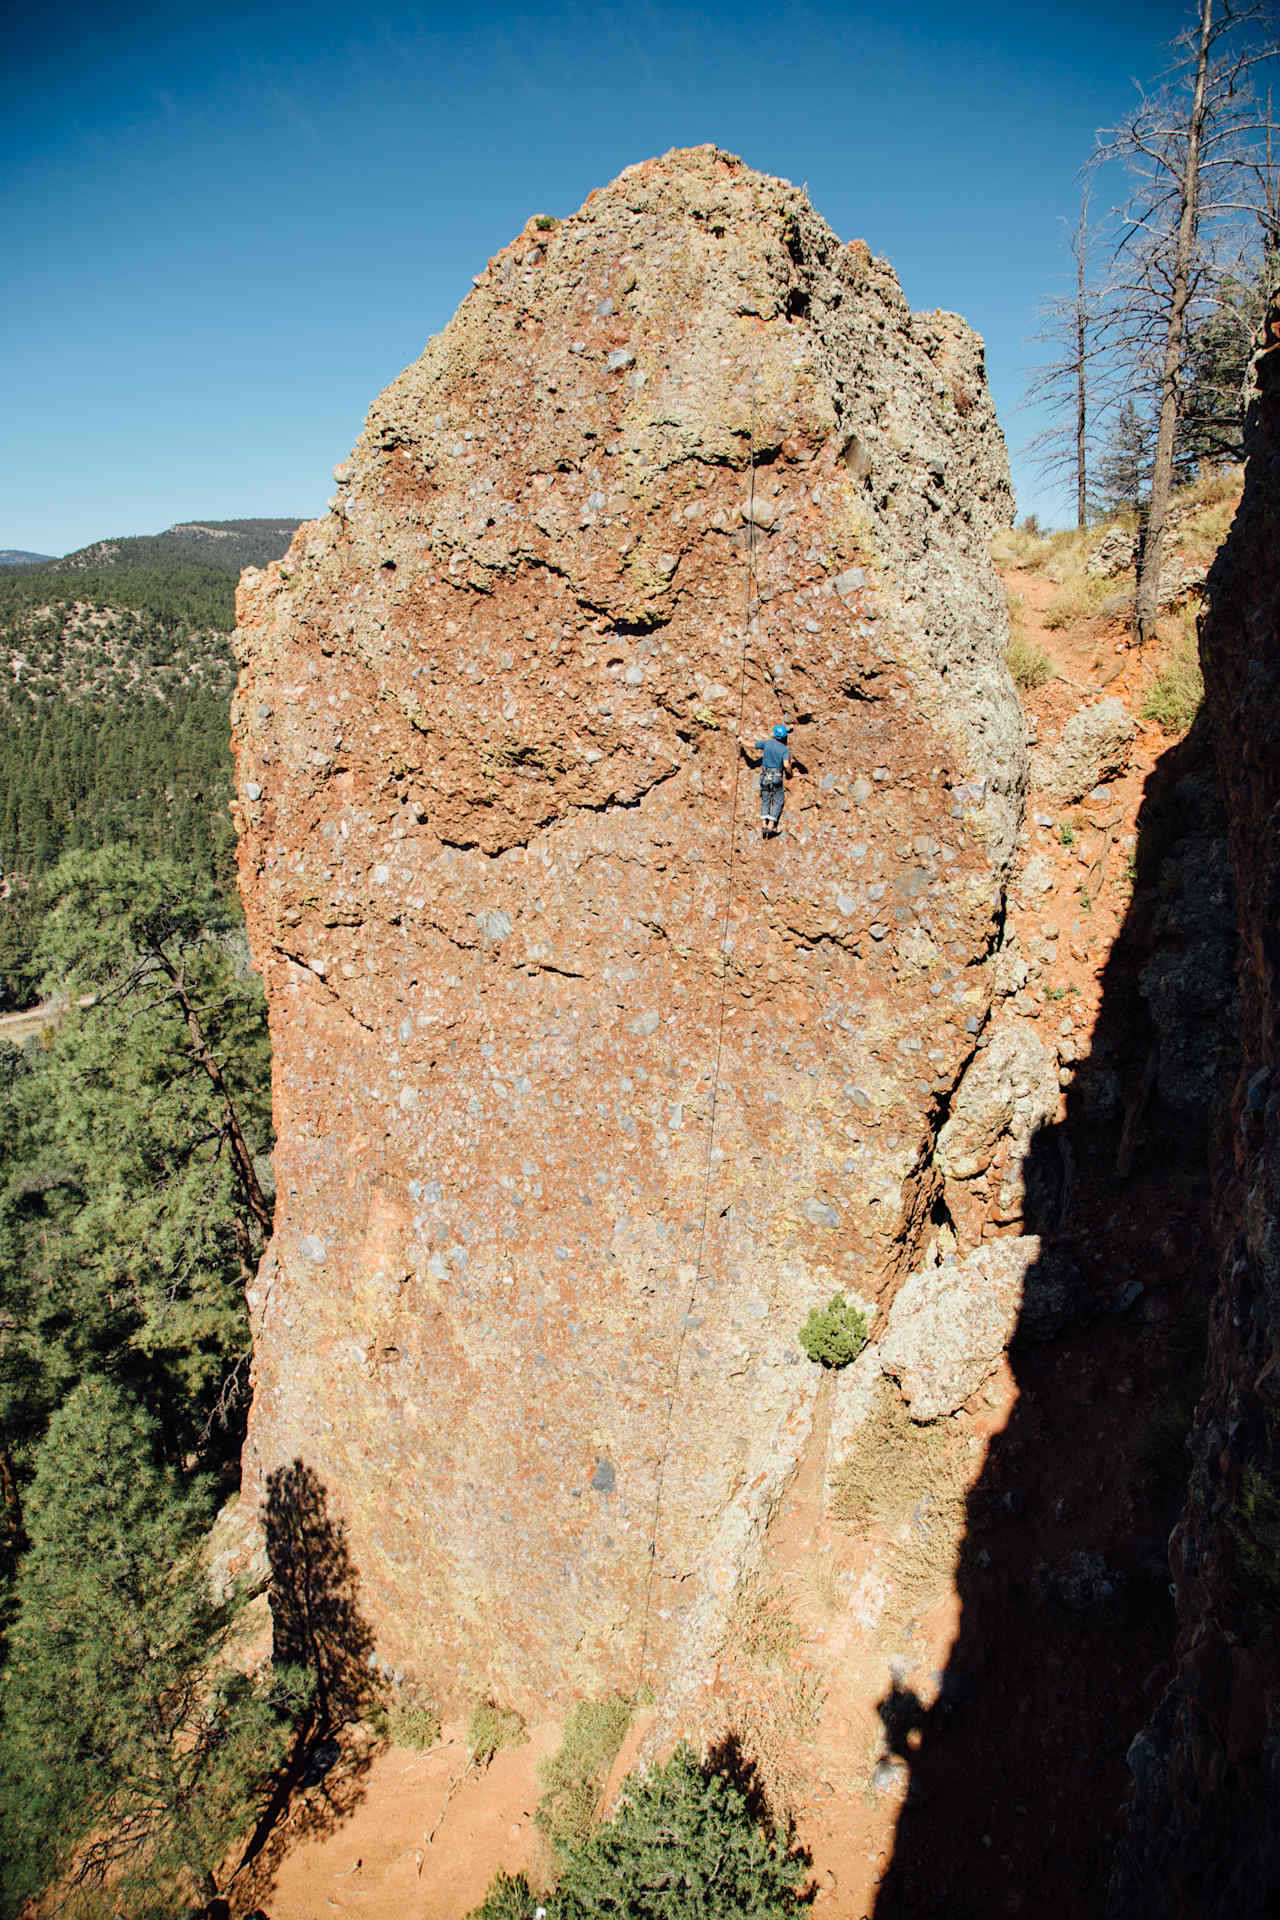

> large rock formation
[1112,299,1280,1916]
[231,147,1022,1708]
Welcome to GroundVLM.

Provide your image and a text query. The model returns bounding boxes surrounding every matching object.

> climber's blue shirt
[755,737,791,774]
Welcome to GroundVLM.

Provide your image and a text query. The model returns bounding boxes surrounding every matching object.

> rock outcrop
[231,147,1023,1708]
[1034,696,1135,804]
[1112,299,1280,1916]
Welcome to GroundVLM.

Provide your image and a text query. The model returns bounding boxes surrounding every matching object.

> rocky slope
[231,147,1023,1712]
[1110,299,1280,1917]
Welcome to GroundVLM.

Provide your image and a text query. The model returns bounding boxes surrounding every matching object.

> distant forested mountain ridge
[0,551,54,568]
[0,517,302,631]
[0,516,301,1000]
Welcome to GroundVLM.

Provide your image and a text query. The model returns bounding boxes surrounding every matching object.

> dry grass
[375,1684,442,1750]
[733,1587,803,1667]
[1143,613,1204,734]
[1004,586,1052,689]
[1007,627,1053,689]
[806,1555,844,1614]
[1175,492,1238,565]
[1042,570,1123,630]
[835,1408,972,1655]
[1177,463,1244,510]
[468,1700,528,1765]
[830,1379,968,1537]
[720,1666,826,1815]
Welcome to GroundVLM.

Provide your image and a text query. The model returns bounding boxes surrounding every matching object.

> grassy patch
[1007,628,1052,689]
[1230,1466,1280,1617]
[469,1700,528,1766]
[1004,583,1052,690]
[1177,492,1237,564]
[1143,620,1204,734]
[536,1695,632,1861]
[734,1588,803,1667]
[376,1687,442,1751]
[830,1379,965,1536]
[1042,571,1119,630]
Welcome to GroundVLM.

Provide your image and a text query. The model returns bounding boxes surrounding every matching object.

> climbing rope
[635,366,762,1691]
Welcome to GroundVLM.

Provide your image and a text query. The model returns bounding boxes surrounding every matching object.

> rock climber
[740,722,794,838]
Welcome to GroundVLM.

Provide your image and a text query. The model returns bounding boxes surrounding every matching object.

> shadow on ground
[872,720,1236,1919]
[233,1460,380,1897]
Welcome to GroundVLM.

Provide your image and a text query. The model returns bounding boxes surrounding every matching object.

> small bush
[537,1696,632,1860]
[798,1295,868,1368]
[534,214,559,232]
[469,1700,528,1766]
[387,1694,442,1750]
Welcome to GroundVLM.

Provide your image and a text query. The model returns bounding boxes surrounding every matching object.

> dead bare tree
[1024,185,1117,528]
[1092,0,1279,644]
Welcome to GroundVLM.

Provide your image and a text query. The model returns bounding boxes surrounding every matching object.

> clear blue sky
[3,0,1183,553]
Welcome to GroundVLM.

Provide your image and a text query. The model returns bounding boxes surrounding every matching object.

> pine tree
[550,1742,804,1920]
[1176,265,1272,474]
[1095,397,1157,516]
[0,847,272,1537]
[0,1379,290,1915]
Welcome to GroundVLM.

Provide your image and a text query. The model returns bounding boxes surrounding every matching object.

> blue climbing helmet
[772,723,790,740]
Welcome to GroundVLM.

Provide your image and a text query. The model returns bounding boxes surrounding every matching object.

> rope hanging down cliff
[634,366,763,1692]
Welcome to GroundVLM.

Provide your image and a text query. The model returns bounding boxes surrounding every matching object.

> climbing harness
[634,365,763,1691]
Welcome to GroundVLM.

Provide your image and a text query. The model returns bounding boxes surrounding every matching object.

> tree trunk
[1076,243,1088,529]
[1134,0,1214,645]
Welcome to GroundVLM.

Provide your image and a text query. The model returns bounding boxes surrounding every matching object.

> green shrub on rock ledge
[798,1294,868,1368]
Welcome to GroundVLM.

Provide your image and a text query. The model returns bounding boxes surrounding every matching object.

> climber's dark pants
[760,776,784,825]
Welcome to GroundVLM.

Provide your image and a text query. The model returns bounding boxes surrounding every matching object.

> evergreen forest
[0,517,298,1005]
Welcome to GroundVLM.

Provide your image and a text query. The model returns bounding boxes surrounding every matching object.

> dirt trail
[241,1722,555,1919]
[247,568,1205,1920]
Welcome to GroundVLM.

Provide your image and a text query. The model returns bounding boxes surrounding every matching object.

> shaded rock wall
[232,147,1022,1707]
[1112,300,1280,1915]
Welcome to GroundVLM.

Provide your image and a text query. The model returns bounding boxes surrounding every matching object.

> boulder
[877,1235,1087,1421]
[1086,526,1136,578]
[935,1016,1059,1182]
[1037,698,1135,803]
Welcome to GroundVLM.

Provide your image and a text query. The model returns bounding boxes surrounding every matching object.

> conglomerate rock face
[232,147,1023,1707]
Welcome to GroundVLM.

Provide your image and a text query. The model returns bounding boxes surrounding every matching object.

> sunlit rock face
[231,146,1023,1708]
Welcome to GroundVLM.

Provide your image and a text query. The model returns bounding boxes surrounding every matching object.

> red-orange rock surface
[232,147,1024,1709]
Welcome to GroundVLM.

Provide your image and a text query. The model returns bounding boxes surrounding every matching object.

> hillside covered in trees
[0,517,299,1002]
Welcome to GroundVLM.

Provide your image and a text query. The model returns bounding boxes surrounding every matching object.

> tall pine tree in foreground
[0,1379,289,1916]
[0,846,273,1557]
